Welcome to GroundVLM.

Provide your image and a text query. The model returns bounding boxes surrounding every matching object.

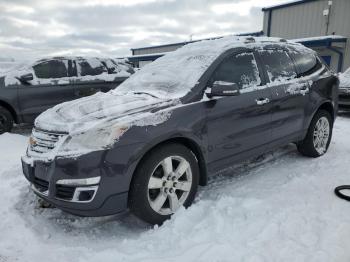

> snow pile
[1,117,350,261]
[339,67,350,88]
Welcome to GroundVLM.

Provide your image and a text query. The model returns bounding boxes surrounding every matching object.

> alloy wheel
[313,116,330,155]
[147,155,192,215]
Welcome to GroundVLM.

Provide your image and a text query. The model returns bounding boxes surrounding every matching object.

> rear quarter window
[289,51,322,76]
[77,58,107,76]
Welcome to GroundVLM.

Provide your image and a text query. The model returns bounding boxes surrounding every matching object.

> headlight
[59,125,128,154]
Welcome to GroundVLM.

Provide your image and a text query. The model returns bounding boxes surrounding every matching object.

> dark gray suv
[0,56,134,133]
[22,36,338,225]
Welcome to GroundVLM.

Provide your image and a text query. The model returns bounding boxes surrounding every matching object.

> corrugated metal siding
[263,0,350,71]
[262,12,270,35]
[269,0,328,39]
[328,0,350,71]
[328,0,350,36]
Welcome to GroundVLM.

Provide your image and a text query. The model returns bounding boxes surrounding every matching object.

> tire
[129,143,199,225]
[297,110,333,157]
[0,106,14,134]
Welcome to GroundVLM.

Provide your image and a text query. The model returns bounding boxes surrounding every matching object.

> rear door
[73,58,118,99]
[18,59,76,123]
[257,48,310,143]
[206,51,273,171]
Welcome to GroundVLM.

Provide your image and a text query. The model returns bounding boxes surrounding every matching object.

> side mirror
[17,73,34,84]
[206,81,240,98]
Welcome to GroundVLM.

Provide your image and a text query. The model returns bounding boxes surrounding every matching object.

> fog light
[71,186,98,203]
[78,190,95,201]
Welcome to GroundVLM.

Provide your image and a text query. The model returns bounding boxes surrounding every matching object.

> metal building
[129,0,349,72]
[263,0,349,72]
[129,32,264,68]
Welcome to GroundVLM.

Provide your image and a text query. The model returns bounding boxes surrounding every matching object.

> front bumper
[21,150,130,217]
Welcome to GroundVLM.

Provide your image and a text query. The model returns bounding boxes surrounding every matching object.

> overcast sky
[0,0,291,61]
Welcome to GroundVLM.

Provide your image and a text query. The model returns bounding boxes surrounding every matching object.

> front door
[205,51,273,171]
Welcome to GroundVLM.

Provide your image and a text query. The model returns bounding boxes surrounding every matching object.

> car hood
[35,91,177,134]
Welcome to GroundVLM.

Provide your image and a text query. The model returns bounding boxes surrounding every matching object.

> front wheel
[129,144,199,225]
[0,106,14,134]
[297,110,333,157]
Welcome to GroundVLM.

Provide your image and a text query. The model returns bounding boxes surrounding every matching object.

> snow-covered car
[339,67,350,108]
[22,36,338,225]
[0,57,134,133]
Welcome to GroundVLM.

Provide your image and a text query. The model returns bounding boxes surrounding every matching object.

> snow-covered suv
[0,57,134,133]
[22,36,338,225]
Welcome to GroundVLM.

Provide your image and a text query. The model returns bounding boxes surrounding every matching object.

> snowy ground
[1,114,350,262]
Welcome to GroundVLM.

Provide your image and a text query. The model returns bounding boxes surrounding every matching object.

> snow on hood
[339,67,350,88]
[35,92,177,134]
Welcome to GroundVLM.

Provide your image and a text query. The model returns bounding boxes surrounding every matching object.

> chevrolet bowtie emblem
[29,137,37,146]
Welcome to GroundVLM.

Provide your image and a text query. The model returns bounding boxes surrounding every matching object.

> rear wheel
[129,144,199,225]
[0,106,14,134]
[297,110,333,157]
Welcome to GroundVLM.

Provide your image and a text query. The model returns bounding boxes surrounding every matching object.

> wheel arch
[131,136,208,188]
[317,101,335,122]
[0,100,18,123]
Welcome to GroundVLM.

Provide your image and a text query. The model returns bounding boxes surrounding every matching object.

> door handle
[286,84,310,95]
[256,98,270,105]
[299,85,309,95]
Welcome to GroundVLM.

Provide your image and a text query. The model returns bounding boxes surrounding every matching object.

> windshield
[114,40,227,99]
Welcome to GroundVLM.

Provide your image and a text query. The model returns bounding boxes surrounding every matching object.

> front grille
[30,128,65,154]
[55,185,75,201]
[33,177,49,193]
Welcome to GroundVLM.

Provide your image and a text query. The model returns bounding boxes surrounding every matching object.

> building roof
[262,0,320,11]
[292,35,347,47]
[131,31,264,51]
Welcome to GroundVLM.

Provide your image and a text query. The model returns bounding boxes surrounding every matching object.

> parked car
[0,56,134,133]
[22,36,338,225]
[339,67,350,108]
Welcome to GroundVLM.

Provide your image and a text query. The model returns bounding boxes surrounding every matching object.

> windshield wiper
[133,92,159,99]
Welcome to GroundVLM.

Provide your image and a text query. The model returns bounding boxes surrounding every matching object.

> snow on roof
[117,36,306,99]
[262,0,318,11]
[292,35,347,43]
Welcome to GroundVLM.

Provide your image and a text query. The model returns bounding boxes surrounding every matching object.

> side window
[259,49,297,82]
[289,51,322,76]
[77,58,107,76]
[211,52,261,90]
[101,59,118,74]
[33,60,68,79]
